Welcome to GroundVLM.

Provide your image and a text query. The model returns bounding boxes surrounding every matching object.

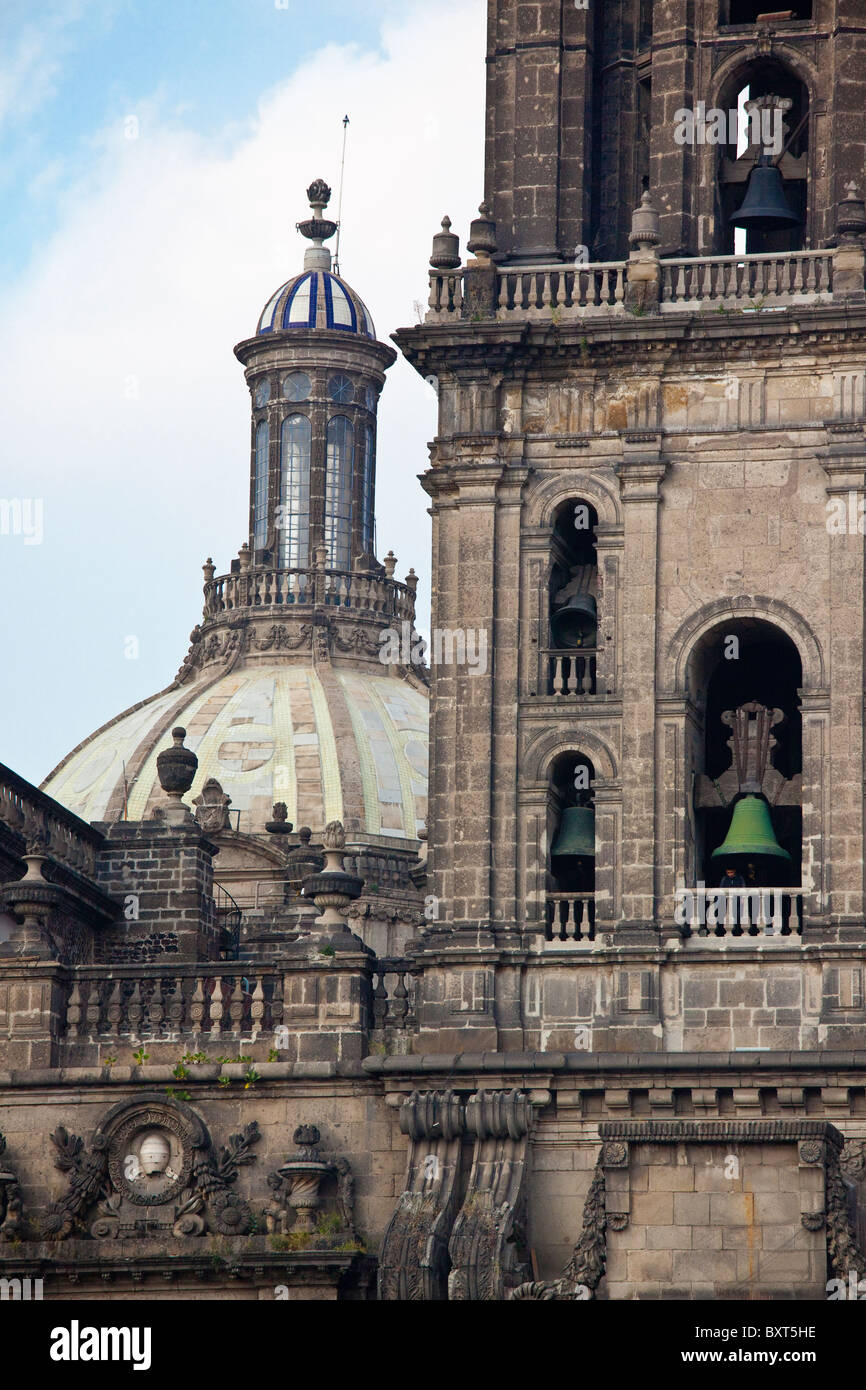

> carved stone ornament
[42,1096,261,1240]
[0,1132,25,1241]
[799,1140,825,1165]
[192,778,232,834]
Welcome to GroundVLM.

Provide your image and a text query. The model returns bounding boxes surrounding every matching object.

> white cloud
[0,0,486,784]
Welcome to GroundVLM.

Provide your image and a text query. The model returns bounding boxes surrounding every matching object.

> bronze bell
[551,593,597,649]
[711,795,791,864]
[551,806,596,863]
[731,156,800,231]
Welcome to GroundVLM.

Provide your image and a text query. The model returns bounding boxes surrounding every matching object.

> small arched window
[325,415,354,571]
[360,424,374,554]
[254,420,269,550]
[280,414,311,568]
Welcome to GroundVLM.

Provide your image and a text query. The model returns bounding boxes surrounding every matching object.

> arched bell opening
[715,59,809,255]
[687,621,802,923]
[546,753,595,941]
[546,499,598,697]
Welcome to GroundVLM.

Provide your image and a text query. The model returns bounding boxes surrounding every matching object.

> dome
[256,271,376,339]
[42,665,428,842]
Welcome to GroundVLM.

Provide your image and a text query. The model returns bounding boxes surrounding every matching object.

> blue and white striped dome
[257,271,376,338]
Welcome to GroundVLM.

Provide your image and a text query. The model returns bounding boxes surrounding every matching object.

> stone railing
[659,250,833,309]
[544,649,597,697]
[371,958,416,1032]
[426,247,841,325]
[496,262,626,318]
[544,893,595,944]
[203,564,416,625]
[678,887,803,941]
[0,763,103,880]
[64,966,284,1043]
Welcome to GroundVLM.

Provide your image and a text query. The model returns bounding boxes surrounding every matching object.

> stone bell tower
[383,0,866,1299]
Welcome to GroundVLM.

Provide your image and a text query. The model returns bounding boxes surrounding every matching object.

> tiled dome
[256,271,376,338]
[42,665,427,841]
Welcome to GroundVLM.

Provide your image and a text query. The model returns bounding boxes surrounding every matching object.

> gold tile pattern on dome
[42,665,428,840]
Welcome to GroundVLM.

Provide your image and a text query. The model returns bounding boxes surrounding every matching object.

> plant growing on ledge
[132,1047,149,1067]
[165,1085,192,1102]
[318,945,335,958]
[243,1067,260,1090]
[172,1060,190,1080]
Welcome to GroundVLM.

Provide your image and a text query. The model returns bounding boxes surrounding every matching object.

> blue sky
[0,0,485,787]
[0,1,386,284]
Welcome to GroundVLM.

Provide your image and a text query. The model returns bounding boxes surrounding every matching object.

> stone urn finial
[383,550,397,579]
[266,802,293,836]
[629,190,660,250]
[157,728,198,826]
[430,215,461,270]
[837,182,866,241]
[301,819,364,944]
[467,201,497,262]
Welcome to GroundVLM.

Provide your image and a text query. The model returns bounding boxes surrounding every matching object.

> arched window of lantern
[360,424,375,554]
[280,414,311,569]
[325,415,354,572]
[253,420,269,551]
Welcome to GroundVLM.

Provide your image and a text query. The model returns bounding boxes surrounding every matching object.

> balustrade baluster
[127,980,143,1036]
[452,274,463,314]
[552,655,565,695]
[66,979,83,1040]
[149,979,164,1036]
[106,980,124,1037]
[251,978,265,1040]
[566,657,578,695]
[209,979,224,1039]
[86,980,101,1037]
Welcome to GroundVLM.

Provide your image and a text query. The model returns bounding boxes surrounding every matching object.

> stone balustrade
[544,893,596,944]
[678,886,803,940]
[0,763,103,879]
[426,247,842,324]
[64,966,283,1043]
[544,649,597,697]
[203,563,416,625]
[659,249,833,308]
[371,958,415,1033]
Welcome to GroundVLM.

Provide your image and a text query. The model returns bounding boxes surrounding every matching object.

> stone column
[614,439,667,935]
[818,426,866,935]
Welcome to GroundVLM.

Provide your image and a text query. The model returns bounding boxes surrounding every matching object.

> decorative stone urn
[278,1126,333,1234]
[301,820,364,946]
[156,727,198,826]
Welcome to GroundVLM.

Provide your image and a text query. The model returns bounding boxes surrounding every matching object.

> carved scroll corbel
[447,1089,536,1301]
[377,1090,464,1301]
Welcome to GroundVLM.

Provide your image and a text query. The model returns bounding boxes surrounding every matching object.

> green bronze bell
[711,795,790,863]
[551,806,595,862]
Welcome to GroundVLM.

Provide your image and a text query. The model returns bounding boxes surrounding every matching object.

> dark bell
[551,593,597,649]
[730,157,800,231]
[551,806,595,862]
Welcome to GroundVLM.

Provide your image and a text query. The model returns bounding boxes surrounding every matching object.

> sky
[0,0,486,787]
